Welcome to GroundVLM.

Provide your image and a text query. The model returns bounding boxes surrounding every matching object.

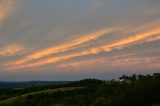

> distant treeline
[0,73,160,106]
[0,81,71,90]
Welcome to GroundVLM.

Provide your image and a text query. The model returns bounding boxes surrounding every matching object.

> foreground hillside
[0,73,160,106]
[0,87,83,106]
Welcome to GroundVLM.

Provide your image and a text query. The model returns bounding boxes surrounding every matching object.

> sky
[0,0,160,81]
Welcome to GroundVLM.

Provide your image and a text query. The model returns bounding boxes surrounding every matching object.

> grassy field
[0,87,83,105]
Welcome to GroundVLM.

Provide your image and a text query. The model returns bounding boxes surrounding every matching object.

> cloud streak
[58,58,105,70]
[102,28,160,51]
[0,44,25,57]
[7,28,160,70]
[58,55,160,71]
[11,28,112,65]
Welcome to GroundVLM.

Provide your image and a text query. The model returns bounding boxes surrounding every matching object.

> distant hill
[0,81,71,90]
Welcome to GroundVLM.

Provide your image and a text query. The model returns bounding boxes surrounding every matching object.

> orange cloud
[0,44,25,57]
[6,28,160,70]
[102,28,160,51]
[12,28,112,65]
[7,49,99,70]
[145,35,160,42]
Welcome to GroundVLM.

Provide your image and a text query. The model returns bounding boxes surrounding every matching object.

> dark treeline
[0,73,160,106]
[0,81,71,90]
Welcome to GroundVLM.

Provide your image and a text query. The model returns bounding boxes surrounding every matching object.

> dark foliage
[0,73,160,106]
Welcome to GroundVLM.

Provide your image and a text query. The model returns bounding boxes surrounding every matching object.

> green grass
[0,87,83,105]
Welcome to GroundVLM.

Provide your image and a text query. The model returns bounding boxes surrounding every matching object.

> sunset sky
[0,0,160,81]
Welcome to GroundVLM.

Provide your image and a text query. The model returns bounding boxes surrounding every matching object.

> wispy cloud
[58,55,160,71]
[0,44,25,57]
[145,35,160,42]
[6,28,160,70]
[108,56,160,69]
[102,28,160,51]
[11,28,112,65]
[0,0,23,28]
[58,58,105,70]
[122,20,160,35]
[6,47,103,70]
[0,0,14,27]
